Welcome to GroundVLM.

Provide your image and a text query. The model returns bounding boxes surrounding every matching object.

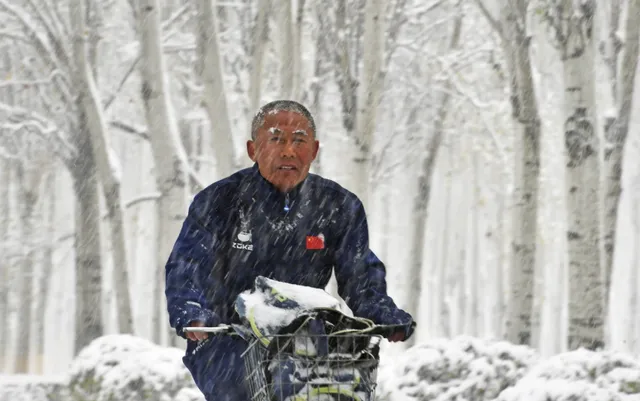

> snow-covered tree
[543,0,604,350]
[193,0,237,178]
[405,3,463,347]
[71,0,134,336]
[473,0,542,348]
[135,0,196,346]
[601,0,640,312]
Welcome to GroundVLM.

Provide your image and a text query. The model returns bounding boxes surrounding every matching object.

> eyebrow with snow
[268,127,308,136]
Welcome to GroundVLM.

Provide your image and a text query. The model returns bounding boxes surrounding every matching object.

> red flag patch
[306,234,325,250]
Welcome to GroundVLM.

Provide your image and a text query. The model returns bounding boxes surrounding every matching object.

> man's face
[247,110,319,193]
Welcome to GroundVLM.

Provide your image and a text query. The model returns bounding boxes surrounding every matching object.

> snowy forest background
[1,0,640,399]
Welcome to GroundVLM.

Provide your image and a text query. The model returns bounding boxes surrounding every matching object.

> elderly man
[165,100,414,401]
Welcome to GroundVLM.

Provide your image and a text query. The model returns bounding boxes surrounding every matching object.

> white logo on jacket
[233,208,253,251]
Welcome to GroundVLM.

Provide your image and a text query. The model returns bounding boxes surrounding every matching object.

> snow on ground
[376,335,538,401]
[0,374,67,401]
[2,334,640,401]
[0,334,203,401]
[497,349,640,401]
[2,283,640,401]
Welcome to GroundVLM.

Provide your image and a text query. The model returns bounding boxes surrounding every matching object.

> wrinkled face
[247,110,319,193]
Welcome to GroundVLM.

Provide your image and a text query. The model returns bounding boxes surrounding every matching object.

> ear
[312,140,320,160]
[247,140,257,161]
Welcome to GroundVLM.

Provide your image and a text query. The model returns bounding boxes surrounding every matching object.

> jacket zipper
[284,193,291,213]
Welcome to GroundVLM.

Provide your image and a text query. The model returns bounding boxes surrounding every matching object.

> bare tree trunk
[194,0,237,178]
[34,171,55,373]
[14,161,37,373]
[277,0,295,98]
[494,182,507,338]
[545,0,604,350]
[0,160,10,370]
[404,12,462,347]
[602,0,640,312]
[72,0,134,335]
[249,0,270,112]
[137,0,191,345]
[352,0,385,209]
[293,0,305,100]
[439,145,453,337]
[69,136,104,354]
[454,154,469,336]
[309,2,329,176]
[629,193,640,352]
[498,0,542,347]
[465,147,480,336]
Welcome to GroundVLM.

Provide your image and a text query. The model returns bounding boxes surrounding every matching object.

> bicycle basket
[241,330,380,401]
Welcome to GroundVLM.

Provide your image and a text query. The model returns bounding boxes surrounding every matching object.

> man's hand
[388,331,406,342]
[185,320,209,341]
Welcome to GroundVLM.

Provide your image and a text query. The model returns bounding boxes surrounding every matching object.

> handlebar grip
[183,325,233,334]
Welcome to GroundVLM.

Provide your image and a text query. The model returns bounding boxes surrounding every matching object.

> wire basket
[241,332,381,401]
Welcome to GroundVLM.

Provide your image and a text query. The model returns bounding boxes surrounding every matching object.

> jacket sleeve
[165,193,221,339]
[333,196,414,328]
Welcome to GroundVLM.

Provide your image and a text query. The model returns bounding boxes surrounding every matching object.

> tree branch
[124,192,161,208]
[471,0,504,40]
[0,0,70,81]
[104,57,139,112]
[109,120,149,140]
[0,101,76,162]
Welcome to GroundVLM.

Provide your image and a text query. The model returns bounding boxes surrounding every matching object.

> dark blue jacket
[165,164,413,339]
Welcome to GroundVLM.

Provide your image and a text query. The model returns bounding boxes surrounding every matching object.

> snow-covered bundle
[376,335,538,401]
[67,334,199,401]
[498,348,640,401]
[234,276,379,401]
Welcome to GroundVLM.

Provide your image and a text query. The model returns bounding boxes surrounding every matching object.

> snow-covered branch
[471,0,504,39]
[124,192,162,208]
[0,0,71,79]
[0,101,76,162]
[23,0,72,68]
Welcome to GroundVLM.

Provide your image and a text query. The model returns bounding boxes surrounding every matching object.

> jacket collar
[239,163,309,209]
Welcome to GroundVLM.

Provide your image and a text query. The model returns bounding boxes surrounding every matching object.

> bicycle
[185,316,407,401]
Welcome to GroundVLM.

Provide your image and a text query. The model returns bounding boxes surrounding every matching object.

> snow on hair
[250,100,316,140]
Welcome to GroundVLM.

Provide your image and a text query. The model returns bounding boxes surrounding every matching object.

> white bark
[546,0,603,350]
[465,147,481,336]
[293,0,305,100]
[0,160,9,370]
[72,0,134,335]
[34,171,55,373]
[70,149,104,354]
[352,0,384,209]
[404,12,462,347]
[453,145,469,336]
[277,0,295,98]
[14,161,37,373]
[494,179,507,338]
[602,0,640,311]
[495,0,541,347]
[137,0,191,345]
[438,147,453,337]
[629,194,639,352]
[249,0,270,113]
[194,0,236,178]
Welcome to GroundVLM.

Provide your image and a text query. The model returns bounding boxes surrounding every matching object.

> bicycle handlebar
[183,322,414,337]
[183,324,234,334]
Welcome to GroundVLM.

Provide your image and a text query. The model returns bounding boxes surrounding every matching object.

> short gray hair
[250,100,316,140]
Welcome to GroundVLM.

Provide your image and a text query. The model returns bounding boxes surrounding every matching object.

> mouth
[278,165,298,171]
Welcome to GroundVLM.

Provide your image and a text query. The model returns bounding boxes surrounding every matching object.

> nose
[280,139,295,158]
